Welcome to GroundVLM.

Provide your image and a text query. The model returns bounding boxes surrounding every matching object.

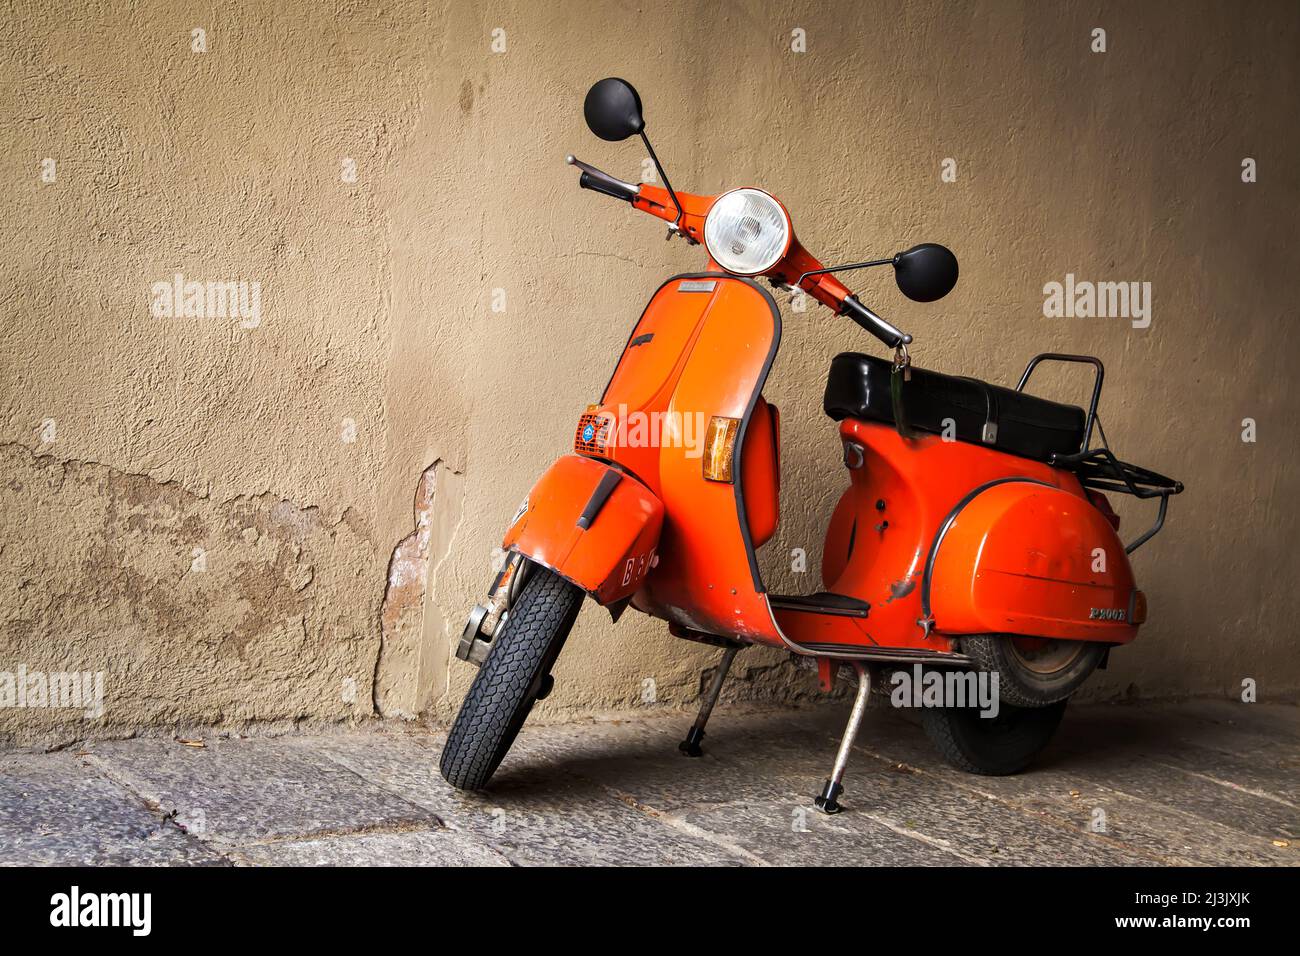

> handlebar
[777,244,912,348]
[839,296,912,348]
[566,154,912,350]
[566,155,639,202]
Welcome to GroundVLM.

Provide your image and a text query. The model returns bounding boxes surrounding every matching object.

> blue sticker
[582,423,596,443]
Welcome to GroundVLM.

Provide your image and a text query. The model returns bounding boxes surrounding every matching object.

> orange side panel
[776,419,1086,653]
[503,454,663,605]
[928,481,1139,642]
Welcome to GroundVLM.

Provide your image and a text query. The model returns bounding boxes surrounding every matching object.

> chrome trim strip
[762,594,972,663]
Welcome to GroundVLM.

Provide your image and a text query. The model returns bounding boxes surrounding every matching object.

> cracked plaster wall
[2,0,1298,747]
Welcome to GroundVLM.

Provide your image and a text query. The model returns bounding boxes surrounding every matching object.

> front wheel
[439,565,584,791]
[922,698,1068,775]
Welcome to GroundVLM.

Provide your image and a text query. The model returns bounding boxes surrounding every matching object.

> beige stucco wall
[2,0,1297,746]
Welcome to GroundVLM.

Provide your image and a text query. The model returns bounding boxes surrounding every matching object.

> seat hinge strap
[890,344,916,439]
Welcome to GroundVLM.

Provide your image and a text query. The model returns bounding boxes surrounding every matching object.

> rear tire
[960,634,1105,707]
[439,566,583,791]
[922,698,1068,775]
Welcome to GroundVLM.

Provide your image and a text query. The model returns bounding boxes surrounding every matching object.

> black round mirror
[584,77,645,142]
[893,243,959,302]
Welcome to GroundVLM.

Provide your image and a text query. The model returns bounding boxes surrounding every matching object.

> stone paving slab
[229,829,510,867]
[1037,707,1299,846]
[1167,699,1300,748]
[847,705,1299,866]
[674,798,965,866]
[0,700,1295,866]
[81,737,440,847]
[0,753,227,866]
[478,705,1160,866]
[292,733,748,866]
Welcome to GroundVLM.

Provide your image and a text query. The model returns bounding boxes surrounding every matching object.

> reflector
[703,416,741,482]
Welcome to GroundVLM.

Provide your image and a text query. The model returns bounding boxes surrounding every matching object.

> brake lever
[564,154,609,178]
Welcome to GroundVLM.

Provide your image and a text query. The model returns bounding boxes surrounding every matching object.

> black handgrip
[578,170,638,202]
[840,295,911,349]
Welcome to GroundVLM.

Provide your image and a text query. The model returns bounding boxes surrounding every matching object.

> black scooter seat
[823,352,1086,463]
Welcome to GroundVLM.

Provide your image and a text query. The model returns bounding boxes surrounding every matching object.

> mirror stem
[794,257,894,288]
[639,131,683,228]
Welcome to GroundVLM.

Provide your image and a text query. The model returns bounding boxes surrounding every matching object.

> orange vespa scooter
[440,78,1182,812]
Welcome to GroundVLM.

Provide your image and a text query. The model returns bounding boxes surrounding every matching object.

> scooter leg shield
[503,454,663,605]
[927,480,1140,643]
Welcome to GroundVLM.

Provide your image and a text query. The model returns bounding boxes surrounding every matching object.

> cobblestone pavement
[2,699,1296,866]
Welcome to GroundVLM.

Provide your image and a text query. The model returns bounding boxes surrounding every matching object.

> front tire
[922,698,1068,775]
[439,566,583,791]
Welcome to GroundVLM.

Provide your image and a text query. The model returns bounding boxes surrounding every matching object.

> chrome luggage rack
[1017,353,1184,554]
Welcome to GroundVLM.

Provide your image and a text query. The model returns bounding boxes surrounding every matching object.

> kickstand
[678,645,741,757]
[814,662,871,814]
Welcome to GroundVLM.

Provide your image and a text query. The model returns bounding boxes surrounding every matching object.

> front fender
[503,454,663,605]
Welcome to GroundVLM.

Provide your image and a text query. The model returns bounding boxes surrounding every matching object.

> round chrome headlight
[703,188,792,276]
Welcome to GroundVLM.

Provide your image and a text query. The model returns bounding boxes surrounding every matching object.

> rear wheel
[439,566,583,791]
[960,634,1105,707]
[922,698,1068,775]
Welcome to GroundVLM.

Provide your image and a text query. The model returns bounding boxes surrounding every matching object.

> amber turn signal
[1129,589,1148,625]
[703,416,741,482]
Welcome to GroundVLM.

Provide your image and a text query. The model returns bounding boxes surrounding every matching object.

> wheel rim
[1007,637,1086,676]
